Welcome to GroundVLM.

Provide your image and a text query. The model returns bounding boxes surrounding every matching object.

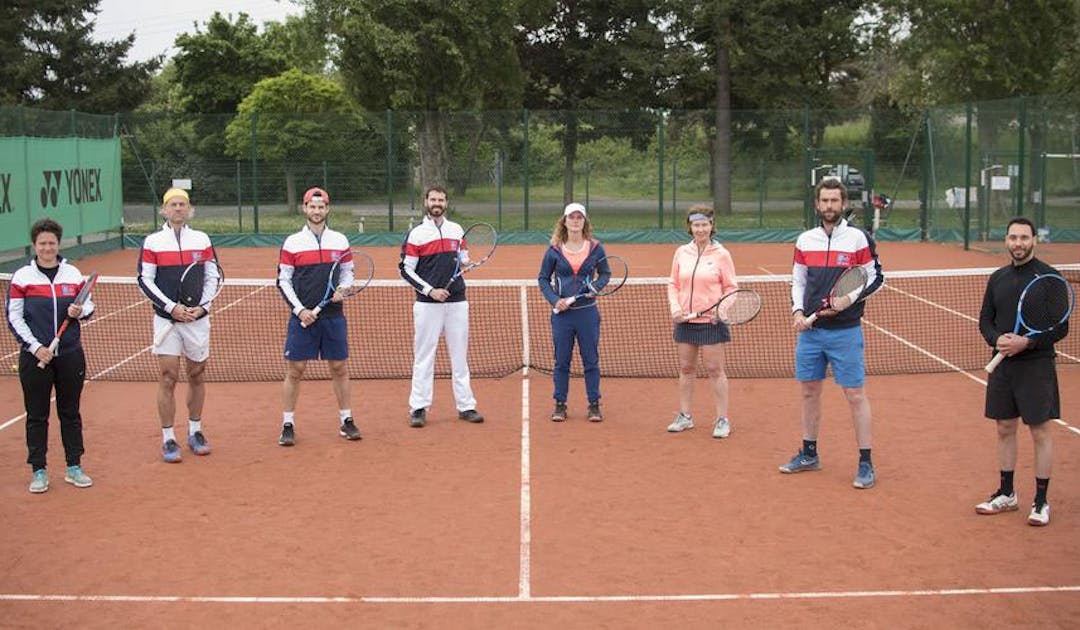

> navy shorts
[984,357,1059,425]
[284,315,349,362]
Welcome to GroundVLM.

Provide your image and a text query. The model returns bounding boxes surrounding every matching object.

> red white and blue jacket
[7,257,95,356]
[792,219,883,329]
[137,223,218,321]
[277,225,352,318]
[399,215,467,303]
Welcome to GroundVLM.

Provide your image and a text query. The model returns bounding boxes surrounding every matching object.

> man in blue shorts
[780,179,883,488]
[276,187,361,446]
[975,217,1068,526]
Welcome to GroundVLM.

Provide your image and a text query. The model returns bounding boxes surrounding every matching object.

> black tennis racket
[984,273,1075,373]
[302,249,376,328]
[805,265,869,325]
[37,272,98,368]
[153,260,224,348]
[687,288,763,325]
[443,222,497,289]
[553,254,629,313]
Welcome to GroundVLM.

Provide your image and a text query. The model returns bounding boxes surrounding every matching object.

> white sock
[283,411,294,426]
[339,409,352,422]
[189,419,201,434]
[162,427,176,442]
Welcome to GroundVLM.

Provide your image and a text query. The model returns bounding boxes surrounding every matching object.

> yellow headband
[163,188,190,204]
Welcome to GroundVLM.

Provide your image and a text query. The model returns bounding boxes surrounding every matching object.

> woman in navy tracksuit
[538,203,610,422]
[6,218,94,493]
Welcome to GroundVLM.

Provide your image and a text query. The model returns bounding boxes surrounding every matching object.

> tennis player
[137,188,219,463]
[7,219,95,492]
[975,217,1068,526]
[276,187,361,446]
[665,206,739,438]
[780,179,883,488]
[398,184,483,428]
[538,202,608,422]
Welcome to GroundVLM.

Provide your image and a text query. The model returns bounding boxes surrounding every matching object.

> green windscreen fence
[0,136,123,251]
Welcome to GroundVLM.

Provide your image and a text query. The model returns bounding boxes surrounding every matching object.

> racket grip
[804,312,819,325]
[301,305,323,328]
[37,339,61,368]
[984,351,1006,374]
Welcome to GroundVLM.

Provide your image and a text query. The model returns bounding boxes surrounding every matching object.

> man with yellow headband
[136,187,220,463]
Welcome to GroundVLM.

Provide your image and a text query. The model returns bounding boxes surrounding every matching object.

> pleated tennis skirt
[673,321,731,345]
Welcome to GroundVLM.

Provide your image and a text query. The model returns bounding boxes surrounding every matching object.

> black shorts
[984,357,1060,425]
[673,321,730,345]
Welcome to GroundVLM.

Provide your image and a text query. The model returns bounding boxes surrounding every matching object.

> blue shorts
[284,316,349,362]
[795,326,865,388]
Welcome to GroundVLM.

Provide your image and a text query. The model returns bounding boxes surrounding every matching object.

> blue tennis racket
[302,249,375,328]
[985,273,1075,373]
[553,254,628,313]
[443,222,497,289]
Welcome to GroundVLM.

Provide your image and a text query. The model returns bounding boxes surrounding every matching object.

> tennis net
[2,265,1077,382]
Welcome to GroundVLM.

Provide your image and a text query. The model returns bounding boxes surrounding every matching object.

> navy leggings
[550,306,601,404]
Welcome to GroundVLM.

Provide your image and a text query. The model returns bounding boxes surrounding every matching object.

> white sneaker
[712,417,731,439]
[1028,503,1050,526]
[975,492,1018,515]
[666,412,693,433]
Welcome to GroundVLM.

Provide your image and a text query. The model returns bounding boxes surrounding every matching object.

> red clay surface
[1,239,1079,628]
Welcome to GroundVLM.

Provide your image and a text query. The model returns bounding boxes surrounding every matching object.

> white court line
[518,285,532,599]
[1,585,1078,604]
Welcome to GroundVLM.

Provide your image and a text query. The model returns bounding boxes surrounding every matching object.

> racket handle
[153,323,174,348]
[804,312,819,325]
[36,339,61,369]
[553,296,576,314]
[301,305,324,328]
[984,351,1006,374]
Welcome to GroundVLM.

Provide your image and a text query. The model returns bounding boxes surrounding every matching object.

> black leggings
[20,348,86,470]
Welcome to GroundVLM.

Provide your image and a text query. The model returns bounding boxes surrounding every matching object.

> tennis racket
[686,288,763,325]
[984,273,1075,373]
[153,260,225,348]
[553,254,629,313]
[302,249,375,327]
[37,272,99,368]
[805,265,869,325]
[443,222,497,288]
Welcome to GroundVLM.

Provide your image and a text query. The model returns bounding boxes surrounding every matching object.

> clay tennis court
[1,240,1079,628]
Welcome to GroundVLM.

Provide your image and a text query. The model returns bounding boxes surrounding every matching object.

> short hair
[815,178,848,202]
[424,185,448,200]
[685,205,716,237]
[1006,216,1036,236]
[31,218,62,243]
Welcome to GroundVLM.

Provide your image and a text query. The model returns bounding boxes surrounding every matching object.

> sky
[93,0,301,64]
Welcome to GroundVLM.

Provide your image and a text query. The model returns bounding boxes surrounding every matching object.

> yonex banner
[0,136,122,251]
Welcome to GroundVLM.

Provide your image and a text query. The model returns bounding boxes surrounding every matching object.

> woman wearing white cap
[537,202,610,422]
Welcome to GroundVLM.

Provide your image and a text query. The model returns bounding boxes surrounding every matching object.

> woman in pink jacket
[665,206,739,437]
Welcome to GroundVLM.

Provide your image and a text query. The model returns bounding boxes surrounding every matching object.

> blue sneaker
[853,461,875,489]
[162,439,182,463]
[188,431,211,456]
[29,469,49,494]
[778,450,821,474]
[64,465,93,488]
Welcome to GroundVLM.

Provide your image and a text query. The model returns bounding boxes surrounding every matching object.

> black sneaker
[587,402,603,423]
[458,409,484,423]
[409,408,427,428]
[279,423,295,446]
[339,418,362,440]
[551,402,568,422]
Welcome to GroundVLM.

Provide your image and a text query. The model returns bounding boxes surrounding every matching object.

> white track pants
[409,301,476,412]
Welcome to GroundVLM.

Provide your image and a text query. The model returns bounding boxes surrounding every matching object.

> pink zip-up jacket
[667,240,739,323]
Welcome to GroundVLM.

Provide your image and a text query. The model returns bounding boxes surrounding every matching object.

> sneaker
[409,408,427,428]
[64,465,93,488]
[28,469,49,494]
[339,418,362,440]
[458,409,484,423]
[778,450,821,474]
[278,423,296,447]
[587,402,603,423]
[1028,502,1050,526]
[162,439,182,463]
[712,417,731,439]
[188,431,211,456]
[852,461,875,489]
[551,402,567,422]
[667,412,693,432]
[975,491,1018,515]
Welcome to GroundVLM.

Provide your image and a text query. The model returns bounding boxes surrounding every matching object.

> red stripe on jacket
[795,246,872,268]
[404,238,459,258]
[142,246,216,266]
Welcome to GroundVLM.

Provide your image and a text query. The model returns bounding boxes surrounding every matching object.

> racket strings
[1021,279,1071,330]
[718,291,762,325]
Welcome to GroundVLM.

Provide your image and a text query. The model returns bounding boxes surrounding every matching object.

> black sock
[1034,478,1050,506]
[802,440,817,457]
[859,448,872,464]
[999,470,1015,497]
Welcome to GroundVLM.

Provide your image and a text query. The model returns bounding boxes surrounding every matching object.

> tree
[0,0,158,112]
[304,0,523,189]
[224,69,363,212]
